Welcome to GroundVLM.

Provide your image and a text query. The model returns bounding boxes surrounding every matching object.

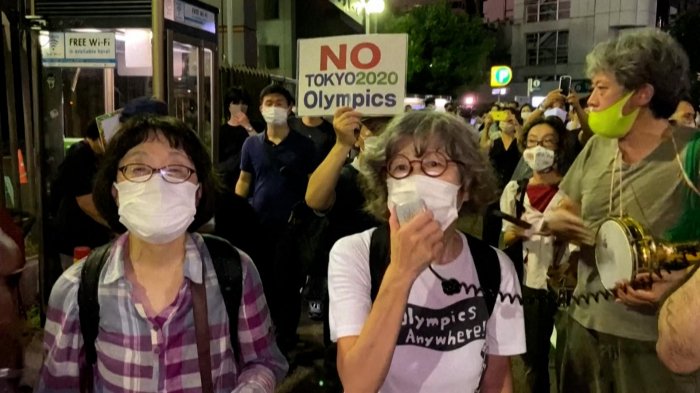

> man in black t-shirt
[53,121,110,269]
[219,87,264,189]
[289,116,336,161]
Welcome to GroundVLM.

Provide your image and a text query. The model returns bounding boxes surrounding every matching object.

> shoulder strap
[77,242,113,393]
[465,234,501,316]
[201,234,243,363]
[369,225,391,302]
[369,226,503,317]
[191,259,214,393]
[515,179,529,219]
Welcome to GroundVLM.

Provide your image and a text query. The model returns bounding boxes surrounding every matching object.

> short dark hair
[259,84,293,107]
[424,97,436,106]
[519,116,568,170]
[84,120,100,140]
[520,104,533,112]
[120,97,168,123]
[225,86,251,107]
[93,116,221,234]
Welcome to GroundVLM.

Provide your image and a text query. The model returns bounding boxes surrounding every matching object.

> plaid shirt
[37,233,288,393]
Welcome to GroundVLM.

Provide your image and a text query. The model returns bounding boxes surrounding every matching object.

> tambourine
[595,216,700,292]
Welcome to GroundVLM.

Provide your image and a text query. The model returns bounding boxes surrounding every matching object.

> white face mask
[521,112,532,121]
[523,145,556,172]
[262,106,288,125]
[114,177,199,244]
[544,108,568,123]
[566,121,578,130]
[387,175,461,231]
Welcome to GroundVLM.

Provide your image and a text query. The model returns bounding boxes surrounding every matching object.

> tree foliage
[670,11,700,108]
[383,1,495,95]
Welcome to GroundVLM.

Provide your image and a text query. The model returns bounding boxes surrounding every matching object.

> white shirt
[500,180,570,290]
[328,229,526,393]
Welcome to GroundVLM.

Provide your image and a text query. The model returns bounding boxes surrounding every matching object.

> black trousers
[260,224,304,352]
[522,286,558,393]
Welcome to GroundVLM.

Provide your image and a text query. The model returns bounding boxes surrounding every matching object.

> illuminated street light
[353,0,385,34]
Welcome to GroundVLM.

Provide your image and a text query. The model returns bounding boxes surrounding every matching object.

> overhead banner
[297,34,408,117]
[41,32,116,68]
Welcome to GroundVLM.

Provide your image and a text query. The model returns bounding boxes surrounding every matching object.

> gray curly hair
[585,28,689,119]
[360,111,499,222]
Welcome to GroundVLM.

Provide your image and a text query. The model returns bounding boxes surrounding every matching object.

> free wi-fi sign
[40,32,65,61]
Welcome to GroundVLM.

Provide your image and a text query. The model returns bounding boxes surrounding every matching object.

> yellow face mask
[588,92,640,139]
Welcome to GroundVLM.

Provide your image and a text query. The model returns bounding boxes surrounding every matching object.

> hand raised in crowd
[234,111,252,129]
[333,107,363,148]
[614,269,689,307]
[483,113,494,125]
[542,89,567,110]
[567,90,581,109]
[388,207,444,281]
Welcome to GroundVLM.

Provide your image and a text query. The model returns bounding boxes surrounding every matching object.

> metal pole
[152,0,165,100]
[3,16,22,210]
[226,0,234,67]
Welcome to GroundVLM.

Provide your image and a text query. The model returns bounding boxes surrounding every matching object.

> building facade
[510,0,660,86]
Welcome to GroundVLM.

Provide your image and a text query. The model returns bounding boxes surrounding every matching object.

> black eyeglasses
[387,151,464,180]
[526,137,558,149]
[118,164,196,184]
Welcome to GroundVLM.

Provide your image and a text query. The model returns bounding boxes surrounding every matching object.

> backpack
[368,225,502,316]
[77,234,243,391]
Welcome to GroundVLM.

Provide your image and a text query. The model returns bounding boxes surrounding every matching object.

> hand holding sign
[333,107,363,148]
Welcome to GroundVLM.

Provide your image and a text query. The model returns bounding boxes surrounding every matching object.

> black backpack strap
[77,242,113,393]
[465,234,501,316]
[201,234,243,364]
[369,225,391,302]
[515,179,529,219]
[369,225,503,317]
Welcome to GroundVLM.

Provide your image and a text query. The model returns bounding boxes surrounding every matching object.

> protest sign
[297,34,408,116]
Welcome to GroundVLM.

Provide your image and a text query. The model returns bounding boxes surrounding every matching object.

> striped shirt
[37,233,288,393]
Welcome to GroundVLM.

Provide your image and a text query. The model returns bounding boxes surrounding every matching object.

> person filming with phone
[328,111,525,393]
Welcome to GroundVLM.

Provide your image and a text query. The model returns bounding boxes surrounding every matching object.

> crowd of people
[2,27,700,393]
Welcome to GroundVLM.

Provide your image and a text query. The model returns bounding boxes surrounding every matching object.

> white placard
[297,34,408,117]
[42,32,116,68]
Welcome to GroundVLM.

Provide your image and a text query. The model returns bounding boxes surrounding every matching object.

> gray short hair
[360,111,499,222]
[586,29,689,119]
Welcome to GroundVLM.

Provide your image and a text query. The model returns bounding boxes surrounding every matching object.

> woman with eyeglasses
[499,116,569,393]
[38,116,287,393]
[328,111,525,393]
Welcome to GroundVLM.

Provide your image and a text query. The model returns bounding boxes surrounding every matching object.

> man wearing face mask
[235,84,317,353]
[543,30,700,392]
[219,87,263,190]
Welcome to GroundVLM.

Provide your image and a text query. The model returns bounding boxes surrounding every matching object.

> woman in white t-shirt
[328,111,526,393]
[500,116,569,393]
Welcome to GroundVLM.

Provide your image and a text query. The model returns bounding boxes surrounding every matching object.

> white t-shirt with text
[328,229,526,393]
